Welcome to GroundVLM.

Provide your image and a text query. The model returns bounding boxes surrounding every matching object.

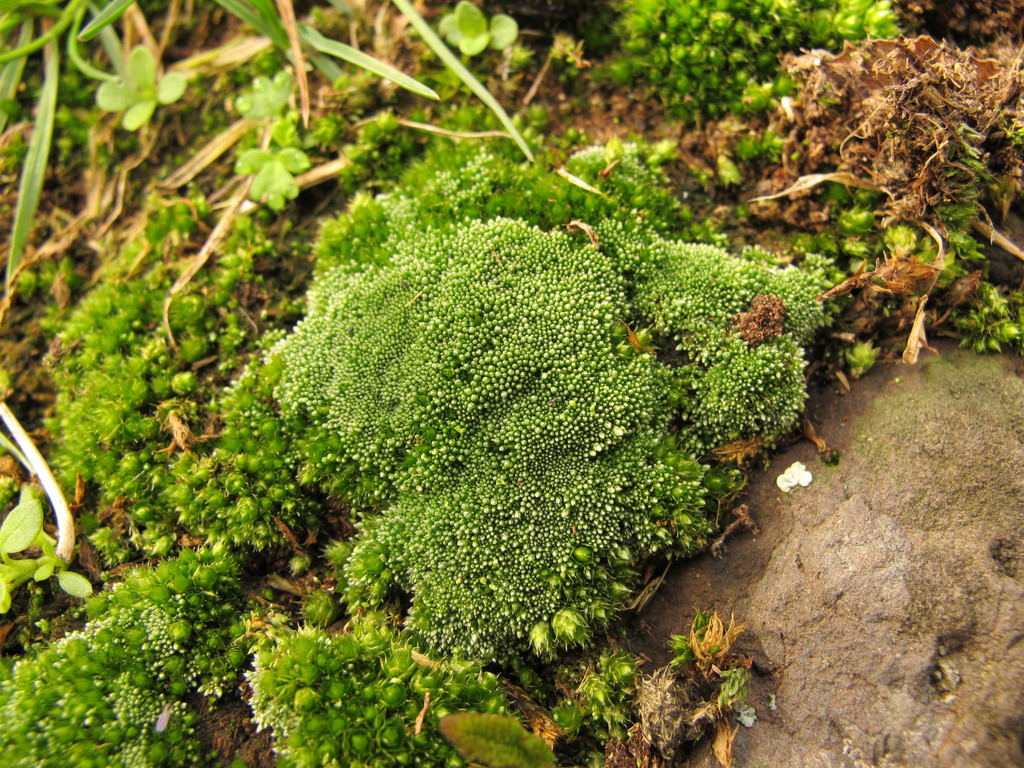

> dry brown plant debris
[770,36,1024,225]
[733,294,786,346]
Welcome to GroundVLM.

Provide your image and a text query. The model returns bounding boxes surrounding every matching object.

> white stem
[0,402,74,562]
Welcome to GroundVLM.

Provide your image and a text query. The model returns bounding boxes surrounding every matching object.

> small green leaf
[459,33,490,57]
[438,13,461,45]
[33,560,55,581]
[127,45,157,90]
[96,81,137,112]
[58,570,93,599]
[488,14,518,50]
[156,72,187,104]
[237,71,292,119]
[251,161,300,210]
[277,147,311,174]
[235,148,272,175]
[270,117,300,148]
[0,581,10,614]
[454,1,487,37]
[440,713,555,768]
[0,492,43,554]
[78,0,137,42]
[122,99,157,130]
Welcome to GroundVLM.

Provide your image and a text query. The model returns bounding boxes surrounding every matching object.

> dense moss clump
[45,210,318,559]
[609,0,899,121]
[273,143,828,660]
[0,549,247,767]
[248,613,508,768]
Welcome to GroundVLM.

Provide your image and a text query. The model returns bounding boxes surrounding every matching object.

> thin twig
[163,174,255,349]
[159,118,253,190]
[0,402,74,562]
[520,46,553,109]
[394,118,515,142]
[126,3,160,56]
[974,218,1024,264]
[274,0,310,127]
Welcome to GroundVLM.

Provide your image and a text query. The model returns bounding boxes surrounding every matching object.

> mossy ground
[1,1,1023,765]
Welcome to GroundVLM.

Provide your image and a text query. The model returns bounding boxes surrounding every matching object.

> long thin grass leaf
[77,0,134,41]
[300,24,438,100]
[0,2,61,18]
[0,23,32,134]
[67,5,117,80]
[0,15,61,63]
[7,38,59,287]
[213,0,288,49]
[389,0,532,161]
[96,15,125,77]
[307,50,342,81]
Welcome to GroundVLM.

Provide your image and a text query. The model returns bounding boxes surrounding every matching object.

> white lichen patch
[776,461,813,492]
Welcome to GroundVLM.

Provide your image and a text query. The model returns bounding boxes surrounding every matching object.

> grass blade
[300,24,438,101]
[389,0,533,161]
[96,17,126,77]
[0,23,32,134]
[273,0,309,126]
[213,0,288,50]
[7,38,59,287]
[77,0,134,41]
[67,5,118,81]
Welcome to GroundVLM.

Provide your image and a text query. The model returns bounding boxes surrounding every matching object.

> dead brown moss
[733,294,786,347]
[767,36,1024,225]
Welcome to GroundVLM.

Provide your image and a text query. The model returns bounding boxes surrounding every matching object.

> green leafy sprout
[234,70,293,120]
[717,666,751,709]
[233,72,313,211]
[438,1,519,57]
[235,121,312,211]
[96,45,188,131]
[0,486,91,613]
[0,400,88,611]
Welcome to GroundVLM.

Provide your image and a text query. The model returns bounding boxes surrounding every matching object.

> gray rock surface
[630,345,1024,767]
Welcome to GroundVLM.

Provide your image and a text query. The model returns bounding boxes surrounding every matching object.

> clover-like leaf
[157,71,187,105]
[235,148,274,176]
[488,14,518,50]
[58,570,93,599]
[0,490,43,554]
[270,116,301,148]
[127,45,157,91]
[122,99,157,131]
[251,160,302,211]
[96,81,137,112]
[236,71,293,120]
[454,1,488,38]
[459,32,491,57]
[438,12,462,45]
[276,147,311,174]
